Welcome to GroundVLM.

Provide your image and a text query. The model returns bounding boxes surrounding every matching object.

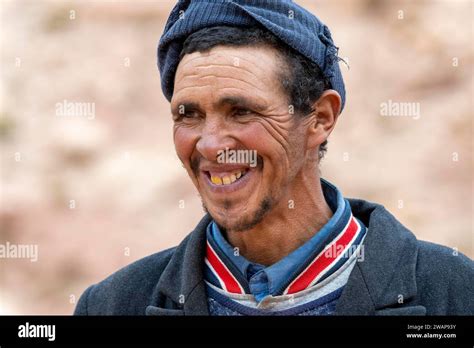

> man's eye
[234,108,253,117]
[184,111,199,118]
[174,110,200,121]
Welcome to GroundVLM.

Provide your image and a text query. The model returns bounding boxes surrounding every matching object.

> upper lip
[200,164,250,173]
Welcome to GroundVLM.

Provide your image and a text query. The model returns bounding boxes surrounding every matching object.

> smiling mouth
[204,169,249,186]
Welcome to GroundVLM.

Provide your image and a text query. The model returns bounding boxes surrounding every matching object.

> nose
[196,116,237,162]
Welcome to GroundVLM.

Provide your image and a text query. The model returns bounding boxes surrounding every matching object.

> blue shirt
[204,179,366,302]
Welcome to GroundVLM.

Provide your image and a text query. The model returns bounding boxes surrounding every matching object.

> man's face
[171,45,311,232]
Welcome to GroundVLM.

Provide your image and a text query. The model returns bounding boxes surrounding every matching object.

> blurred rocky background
[0,0,472,314]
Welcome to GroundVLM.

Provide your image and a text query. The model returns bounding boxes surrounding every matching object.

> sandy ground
[0,0,472,314]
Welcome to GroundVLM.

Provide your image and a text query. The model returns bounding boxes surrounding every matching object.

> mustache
[190,155,264,177]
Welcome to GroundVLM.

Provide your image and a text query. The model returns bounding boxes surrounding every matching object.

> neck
[226,171,333,266]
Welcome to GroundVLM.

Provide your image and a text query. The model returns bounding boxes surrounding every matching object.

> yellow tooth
[211,172,244,186]
[211,176,223,185]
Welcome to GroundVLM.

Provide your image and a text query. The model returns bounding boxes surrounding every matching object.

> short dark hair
[179,25,330,160]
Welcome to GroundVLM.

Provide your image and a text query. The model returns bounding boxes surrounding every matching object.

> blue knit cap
[158,0,346,111]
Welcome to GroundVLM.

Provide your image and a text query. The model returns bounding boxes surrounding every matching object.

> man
[75,0,473,315]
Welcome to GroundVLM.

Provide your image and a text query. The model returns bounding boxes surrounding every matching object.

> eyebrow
[171,95,267,116]
[214,96,267,112]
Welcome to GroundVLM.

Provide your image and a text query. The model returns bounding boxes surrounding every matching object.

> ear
[306,90,342,150]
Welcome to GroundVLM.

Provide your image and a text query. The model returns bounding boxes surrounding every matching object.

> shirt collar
[204,179,366,300]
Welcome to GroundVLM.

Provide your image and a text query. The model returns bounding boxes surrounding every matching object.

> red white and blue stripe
[205,240,246,294]
[283,215,362,294]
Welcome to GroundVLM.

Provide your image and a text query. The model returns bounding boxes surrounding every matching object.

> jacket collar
[146,198,425,316]
[146,214,212,316]
[334,199,425,315]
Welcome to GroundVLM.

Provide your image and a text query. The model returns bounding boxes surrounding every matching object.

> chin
[211,197,274,233]
[209,209,244,230]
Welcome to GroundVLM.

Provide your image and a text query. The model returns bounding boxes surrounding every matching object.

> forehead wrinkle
[192,58,276,81]
[182,61,273,85]
[218,50,279,70]
[181,74,267,93]
[175,61,270,94]
[195,63,260,75]
[177,48,281,83]
[196,65,273,88]
[174,84,266,103]
[199,46,281,69]
[173,84,211,97]
[176,52,213,70]
[174,64,274,101]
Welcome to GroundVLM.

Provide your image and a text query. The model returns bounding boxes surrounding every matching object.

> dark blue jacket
[74,199,474,315]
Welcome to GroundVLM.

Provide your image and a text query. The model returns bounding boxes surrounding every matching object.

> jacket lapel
[335,199,426,315]
[146,214,212,316]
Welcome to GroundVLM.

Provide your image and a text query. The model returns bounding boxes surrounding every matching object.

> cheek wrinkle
[190,157,200,177]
